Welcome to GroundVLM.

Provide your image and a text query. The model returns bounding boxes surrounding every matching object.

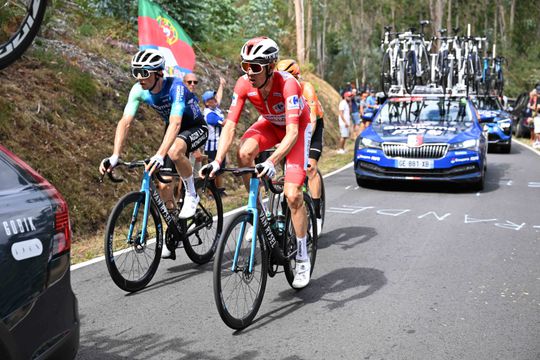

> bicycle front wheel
[182,180,223,264]
[0,0,47,70]
[283,193,318,290]
[213,211,268,330]
[104,192,163,292]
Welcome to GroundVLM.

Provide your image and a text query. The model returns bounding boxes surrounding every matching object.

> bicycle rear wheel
[104,191,163,292]
[404,51,417,94]
[316,169,325,234]
[381,52,393,97]
[182,180,223,264]
[213,211,268,330]
[0,0,47,70]
[283,193,318,290]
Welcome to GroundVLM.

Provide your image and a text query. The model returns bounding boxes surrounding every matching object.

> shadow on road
[238,267,386,333]
[125,262,212,297]
[76,313,260,360]
[319,226,377,250]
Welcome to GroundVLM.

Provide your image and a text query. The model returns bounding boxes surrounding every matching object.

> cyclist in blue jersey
[99,49,208,258]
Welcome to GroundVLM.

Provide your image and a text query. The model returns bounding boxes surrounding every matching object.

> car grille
[382,143,449,159]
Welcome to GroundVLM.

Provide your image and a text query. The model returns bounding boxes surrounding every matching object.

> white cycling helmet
[240,37,279,64]
[131,49,165,70]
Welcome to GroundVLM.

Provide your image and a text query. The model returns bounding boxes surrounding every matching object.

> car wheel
[500,141,511,154]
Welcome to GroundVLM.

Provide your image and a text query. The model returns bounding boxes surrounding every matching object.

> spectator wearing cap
[202,77,227,191]
[338,91,353,154]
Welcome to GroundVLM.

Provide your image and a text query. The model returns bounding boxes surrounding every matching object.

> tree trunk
[306,0,312,63]
[498,1,506,45]
[447,0,452,33]
[294,0,305,64]
[429,0,443,51]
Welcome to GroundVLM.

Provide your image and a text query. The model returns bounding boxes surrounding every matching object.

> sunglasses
[131,68,157,80]
[241,61,266,74]
[186,80,199,85]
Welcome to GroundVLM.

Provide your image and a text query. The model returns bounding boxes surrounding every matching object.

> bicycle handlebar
[218,166,283,195]
[100,159,171,184]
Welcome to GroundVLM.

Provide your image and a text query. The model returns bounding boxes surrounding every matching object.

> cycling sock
[296,236,309,261]
[183,175,197,197]
[312,198,321,218]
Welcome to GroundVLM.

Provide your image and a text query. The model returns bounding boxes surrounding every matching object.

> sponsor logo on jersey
[286,95,300,110]
[273,102,285,113]
[273,92,282,97]
[247,91,258,97]
[231,93,238,106]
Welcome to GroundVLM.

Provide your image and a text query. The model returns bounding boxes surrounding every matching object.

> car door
[0,151,55,329]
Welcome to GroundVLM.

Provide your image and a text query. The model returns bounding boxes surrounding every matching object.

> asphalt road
[73,142,540,360]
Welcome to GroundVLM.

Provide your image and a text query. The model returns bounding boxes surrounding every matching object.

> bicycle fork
[127,171,152,246]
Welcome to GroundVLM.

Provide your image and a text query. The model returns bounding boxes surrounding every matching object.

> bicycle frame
[231,174,287,274]
[127,170,176,246]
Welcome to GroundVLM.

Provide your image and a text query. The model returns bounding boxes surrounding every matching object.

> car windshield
[471,97,502,111]
[374,97,473,127]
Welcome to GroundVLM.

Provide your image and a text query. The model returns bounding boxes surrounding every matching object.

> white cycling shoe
[178,194,200,219]
[161,245,175,260]
[292,259,311,289]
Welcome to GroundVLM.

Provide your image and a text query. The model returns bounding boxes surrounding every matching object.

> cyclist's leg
[283,123,312,288]
[172,123,208,219]
[307,118,323,230]
[238,119,282,189]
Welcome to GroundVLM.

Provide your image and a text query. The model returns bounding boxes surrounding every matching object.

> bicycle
[492,56,506,96]
[213,165,318,330]
[102,159,223,292]
[0,0,48,70]
[402,20,431,94]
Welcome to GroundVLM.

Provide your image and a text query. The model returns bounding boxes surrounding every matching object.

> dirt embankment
[0,15,342,248]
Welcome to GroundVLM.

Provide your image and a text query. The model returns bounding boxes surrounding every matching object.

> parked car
[354,92,488,190]
[0,145,79,360]
[471,95,512,153]
[509,91,531,138]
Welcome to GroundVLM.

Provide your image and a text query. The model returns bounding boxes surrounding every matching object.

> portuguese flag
[138,0,196,77]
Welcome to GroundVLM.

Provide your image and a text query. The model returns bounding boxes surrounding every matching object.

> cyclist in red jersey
[200,37,313,288]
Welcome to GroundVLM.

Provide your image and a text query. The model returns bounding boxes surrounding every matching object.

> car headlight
[358,137,382,149]
[497,119,512,129]
[449,139,479,150]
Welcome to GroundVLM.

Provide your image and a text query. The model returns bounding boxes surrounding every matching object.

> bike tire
[0,0,48,70]
[104,191,163,292]
[381,51,392,97]
[404,51,417,94]
[419,47,431,85]
[317,169,326,233]
[213,211,268,330]
[283,193,318,290]
[182,180,223,264]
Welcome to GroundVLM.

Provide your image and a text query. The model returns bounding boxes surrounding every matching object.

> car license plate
[396,159,434,169]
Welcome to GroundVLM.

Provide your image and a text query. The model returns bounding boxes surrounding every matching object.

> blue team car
[354,94,488,190]
[471,96,512,153]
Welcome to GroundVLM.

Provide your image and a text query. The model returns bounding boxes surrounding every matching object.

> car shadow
[318,226,377,250]
[236,267,387,333]
[76,315,259,360]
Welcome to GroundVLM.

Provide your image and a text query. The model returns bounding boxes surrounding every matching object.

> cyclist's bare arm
[267,123,299,165]
[112,114,135,157]
[214,120,236,165]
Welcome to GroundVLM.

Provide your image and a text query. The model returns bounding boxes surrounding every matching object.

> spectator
[530,84,540,148]
[526,86,539,145]
[338,91,353,154]
[202,77,227,192]
[350,88,361,138]
[183,72,204,174]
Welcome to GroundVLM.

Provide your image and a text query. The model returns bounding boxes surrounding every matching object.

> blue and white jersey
[204,107,224,152]
[123,77,203,127]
